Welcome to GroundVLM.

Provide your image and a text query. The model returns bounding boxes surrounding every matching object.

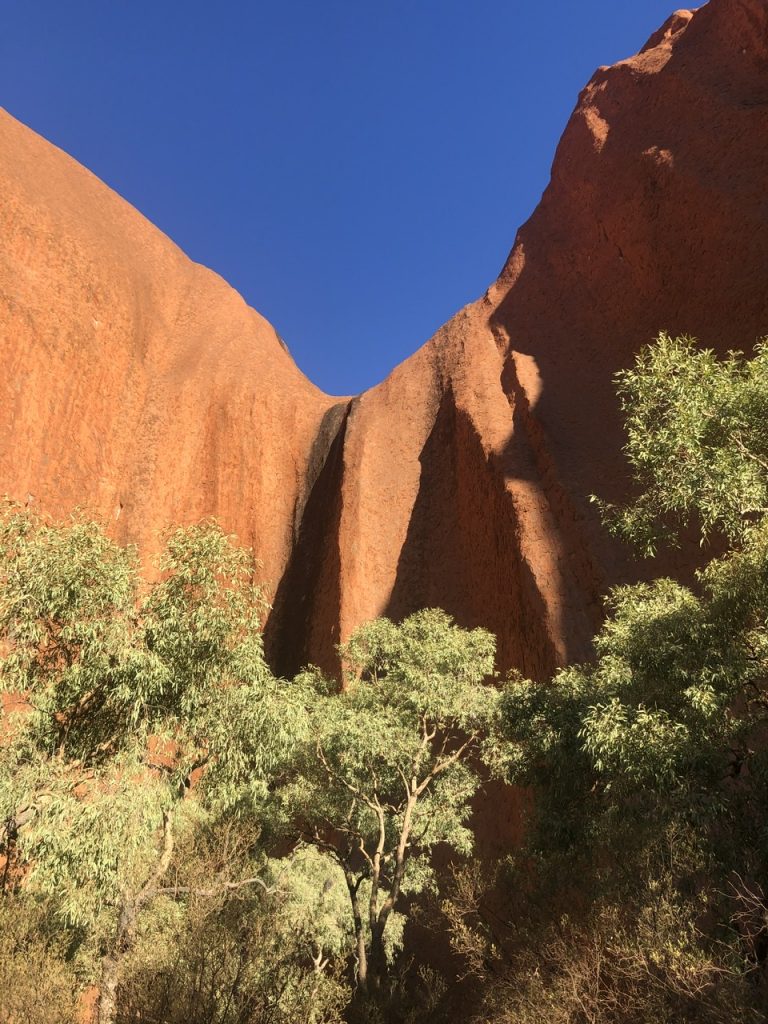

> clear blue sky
[2,1,678,396]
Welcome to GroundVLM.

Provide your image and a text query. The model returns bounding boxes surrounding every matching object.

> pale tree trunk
[97,955,120,1024]
[369,790,417,990]
[365,798,387,993]
[96,810,174,1024]
[97,896,134,1024]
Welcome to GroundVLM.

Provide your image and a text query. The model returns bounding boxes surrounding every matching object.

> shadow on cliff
[384,387,559,681]
[263,402,350,679]
[480,0,768,619]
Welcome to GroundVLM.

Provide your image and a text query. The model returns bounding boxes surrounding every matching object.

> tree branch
[156,875,282,898]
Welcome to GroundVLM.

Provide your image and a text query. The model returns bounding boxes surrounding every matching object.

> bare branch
[416,733,478,797]
[156,875,283,898]
[732,433,768,475]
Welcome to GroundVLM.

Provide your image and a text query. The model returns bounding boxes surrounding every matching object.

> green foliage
[499,540,768,911]
[2,509,501,1018]
[0,511,295,787]
[21,759,174,933]
[484,334,768,1021]
[0,507,142,763]
[596,333,768,553]
[116,823,348,1024]
[504,564,748,796]
[0,507,511,1018]
[0,508,304,1021]
[281,609,506,994]
[503,339,768,855]
[273,844,358,967]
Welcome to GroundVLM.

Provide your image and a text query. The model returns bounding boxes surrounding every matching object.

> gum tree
[0,509,302,1024]
[283,609,507,998]
[596,332,768,553]
[487,336,768,1021]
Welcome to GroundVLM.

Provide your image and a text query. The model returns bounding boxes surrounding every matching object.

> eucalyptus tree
[283,609,508,997]
[503,334,768,859]
[596,331,768,553]
[0,509,303,1024]
[486,335,768,1021]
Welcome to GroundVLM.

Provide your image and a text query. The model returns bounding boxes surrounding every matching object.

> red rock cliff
[1,0,767,679]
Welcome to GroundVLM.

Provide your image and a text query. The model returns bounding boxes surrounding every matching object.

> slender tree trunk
[345,870,369,995]
[96,890,138,1024]
[97,954,120,1024]
[366,791,417,992]
[96,810,175,1024]
[355,922,369,994]
[367,923,388,993]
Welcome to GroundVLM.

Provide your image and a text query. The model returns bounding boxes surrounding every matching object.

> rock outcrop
[0,101,342,632]
[1,0,767,679]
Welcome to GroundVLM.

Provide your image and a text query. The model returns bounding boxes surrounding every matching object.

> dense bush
[115,822,348,1024]
[0,899,79,1024]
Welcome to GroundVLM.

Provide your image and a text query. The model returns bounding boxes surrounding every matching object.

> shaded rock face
[1,0,767,680]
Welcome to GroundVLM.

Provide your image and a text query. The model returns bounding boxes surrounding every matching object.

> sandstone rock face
[0,103,342,616]
[1,0,767,680]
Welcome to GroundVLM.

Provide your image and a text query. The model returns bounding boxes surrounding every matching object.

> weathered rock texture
[1,0,767,679]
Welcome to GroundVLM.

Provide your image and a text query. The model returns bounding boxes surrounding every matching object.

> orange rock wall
[1,0,767,679]
[0,104,339,607]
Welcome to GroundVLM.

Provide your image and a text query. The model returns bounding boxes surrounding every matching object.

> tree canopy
[597,332,768,553]
[0,513,512,1020]
[473,336,768,1023]
[281,609,507,995]
[0,511,305,1023]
